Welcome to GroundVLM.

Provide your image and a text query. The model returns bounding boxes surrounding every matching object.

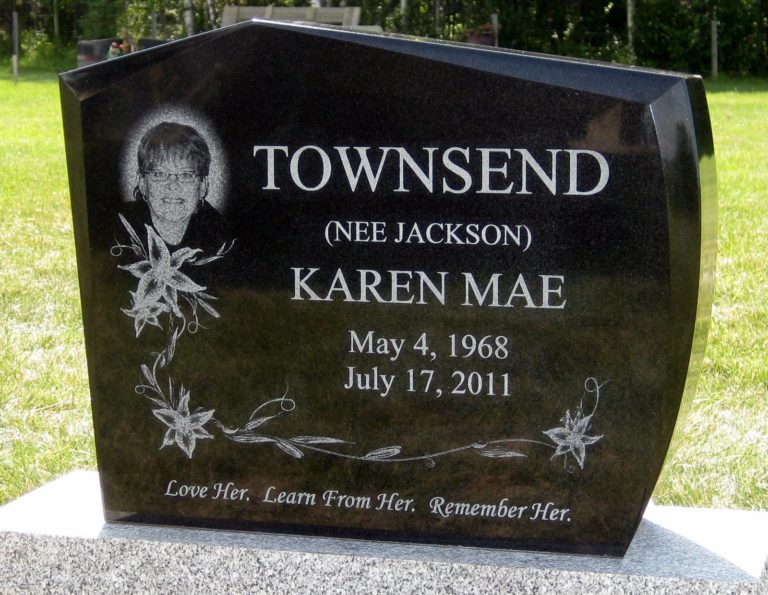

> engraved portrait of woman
[125,121,226,253]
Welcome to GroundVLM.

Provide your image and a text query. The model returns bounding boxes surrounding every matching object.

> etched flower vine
[122,291,170,337]
[118,225,205,327]
[115,214,606,467]
[153,384,215,459]
[112,214,234,364]
[543,377,605,470]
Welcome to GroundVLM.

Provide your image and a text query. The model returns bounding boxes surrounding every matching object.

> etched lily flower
[543,407,603,469]
[119,225,205,316]
[121,291,171,337]
[153,387,215,458]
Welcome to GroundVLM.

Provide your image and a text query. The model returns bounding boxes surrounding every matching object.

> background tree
[1,0,767,75]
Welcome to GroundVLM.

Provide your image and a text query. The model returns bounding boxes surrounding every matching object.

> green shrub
[18,31,75,71]
[635,0,767,76]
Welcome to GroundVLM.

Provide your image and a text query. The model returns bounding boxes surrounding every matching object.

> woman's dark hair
[137,122,211,177]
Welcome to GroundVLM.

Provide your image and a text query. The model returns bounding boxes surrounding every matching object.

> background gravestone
[60,20,716,556]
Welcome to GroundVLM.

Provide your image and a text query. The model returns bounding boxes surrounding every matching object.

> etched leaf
[119,213,144,253]
[275,440,304,459]
[290,436,351,445]
[245,415,279,430]
[230,434,275,444]
[167,327,179,362]
[141,364,155,386]
[477,447,526,459]
[197,299,220,319]
[192,255,223,267]
[146,395,168,408]
[363,446,402,460]
[170,247,203,268]
[217,240,235,255]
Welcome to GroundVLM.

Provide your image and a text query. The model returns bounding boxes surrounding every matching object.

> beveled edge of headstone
[60,19,701,103]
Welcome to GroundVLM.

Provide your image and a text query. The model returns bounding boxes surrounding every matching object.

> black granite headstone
[60,21,716,556]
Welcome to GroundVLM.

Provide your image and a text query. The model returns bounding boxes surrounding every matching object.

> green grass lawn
[0,70,766,510]
[0,71,95,503]
[653,77,768,508]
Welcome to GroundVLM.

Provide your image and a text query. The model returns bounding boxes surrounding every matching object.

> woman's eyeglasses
[146,170,198,184]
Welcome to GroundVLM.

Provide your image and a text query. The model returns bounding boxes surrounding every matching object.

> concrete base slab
[1,471,766,593]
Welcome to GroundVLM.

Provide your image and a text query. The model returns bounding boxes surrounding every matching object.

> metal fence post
[12,11,19,84]
[711,18,719,79]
